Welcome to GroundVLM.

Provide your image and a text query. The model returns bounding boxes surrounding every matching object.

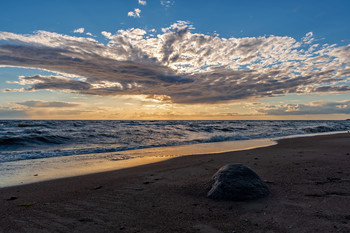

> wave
[302,125,344,133]
[0,135,70,147]
[193,134,249,143]
[0,120,349,163]
[0,134,250,163]
[17,123,48,128]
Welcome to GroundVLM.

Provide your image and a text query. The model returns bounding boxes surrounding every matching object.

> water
[1,120,349,163]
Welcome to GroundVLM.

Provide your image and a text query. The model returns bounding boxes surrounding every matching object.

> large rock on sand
[207,164,269,201]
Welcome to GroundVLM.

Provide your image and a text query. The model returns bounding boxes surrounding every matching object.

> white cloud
[1,21,350,104]
[101,31,112,39]
[161,0,175,7]
[138,0,147,5]
[128,8,141,18]
[302,32,314,44]
[73,27,85,34]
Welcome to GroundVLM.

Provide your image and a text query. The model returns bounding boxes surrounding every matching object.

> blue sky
[1,0,349,43]
[0,0,350,119]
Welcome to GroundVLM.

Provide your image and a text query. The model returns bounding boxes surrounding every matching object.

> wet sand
[0,138,276,188]
[0,133,349,233]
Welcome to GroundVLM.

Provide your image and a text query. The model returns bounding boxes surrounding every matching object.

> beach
[0,133,349,233]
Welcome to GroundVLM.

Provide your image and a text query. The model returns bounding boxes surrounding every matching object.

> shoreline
[0,133,349,232]
[0,131,346,188]
[0,138,276,188]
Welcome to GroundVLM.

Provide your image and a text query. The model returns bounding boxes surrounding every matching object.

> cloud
[256,100,350,115]
[302,32,314,44]
[138,0,147,5]
[0,108,28,119]
[1,22,350,104]
[128,8,141,18]
[7,75,92,92]
[73,28,85,34]
[0,101,97,119]
[17,100,81,108]
[161,0,175,7]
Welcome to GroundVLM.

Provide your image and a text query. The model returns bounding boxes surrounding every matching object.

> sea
[0,120,349,187]
[1,120,350,163]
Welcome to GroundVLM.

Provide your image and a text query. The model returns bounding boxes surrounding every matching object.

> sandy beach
[0,133,349,233]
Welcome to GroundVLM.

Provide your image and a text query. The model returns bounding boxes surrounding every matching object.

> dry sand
[0,133,349,233]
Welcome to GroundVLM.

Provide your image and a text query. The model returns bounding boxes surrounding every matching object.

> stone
[207,164,269,201]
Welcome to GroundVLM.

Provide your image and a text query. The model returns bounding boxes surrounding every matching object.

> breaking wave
[0,120,349,163]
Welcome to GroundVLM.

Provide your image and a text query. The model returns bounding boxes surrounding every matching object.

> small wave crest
[194,134,249,143]
[302,126,338,133]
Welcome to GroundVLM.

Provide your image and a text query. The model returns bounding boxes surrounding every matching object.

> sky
[0,0,350,120]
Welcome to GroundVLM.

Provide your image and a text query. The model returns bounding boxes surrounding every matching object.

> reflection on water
[0,138,276,188]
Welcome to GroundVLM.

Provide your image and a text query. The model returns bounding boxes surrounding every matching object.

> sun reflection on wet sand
[0,138,276,188]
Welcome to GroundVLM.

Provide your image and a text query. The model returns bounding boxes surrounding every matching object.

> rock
[207,164,269,201]
[6,196,18,201]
